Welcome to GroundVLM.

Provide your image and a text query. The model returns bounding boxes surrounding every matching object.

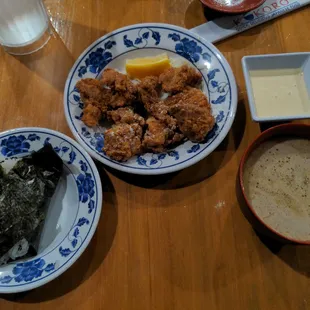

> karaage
[138,76,177,130]
[81,103,102,127]
[103,123,143,161]
[76,64,216,161]
[169,103,215,142]
[165,87,210,109]
[76,78,109,113]
[107,107,145,126]
[142,117,169,153]
[159,65,202,93]
[101,68,137,107]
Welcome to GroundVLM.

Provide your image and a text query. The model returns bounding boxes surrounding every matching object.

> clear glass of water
[0,0,51,55]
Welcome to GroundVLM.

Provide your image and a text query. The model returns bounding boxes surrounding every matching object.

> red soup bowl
[239,123,310,244]
[200,0,266,14]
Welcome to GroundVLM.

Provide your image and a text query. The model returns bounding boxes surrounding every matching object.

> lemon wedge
[126,53,171,79]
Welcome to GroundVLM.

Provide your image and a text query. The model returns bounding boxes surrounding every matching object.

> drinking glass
[0,0,51,55]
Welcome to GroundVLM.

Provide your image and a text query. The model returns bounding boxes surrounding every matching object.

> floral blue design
[207,69,220,80]
[77,169,95,203]
[216,111,225,123]
[81,127,92,139]
[68,151,76,164]
[212,95,226,104]
[75,112,84,121]
[150,158,158,165]
[123,35,134,48]
[158,153,166,160]
[136,150,180,168]
[167,150,179,160]
[28,134,41,141]
[78,42,116,78]
[205,68,229,105]
[0,133,41,157]
[59,216,90,257]
[76,127,105,154]
[0,259,55,284]
[168,33,211,64]
[76,217,90,226]
[123,28,161,49]
[204,124,219,141]
[71,239,78,248]
[137,155,147,166]
[152,31,161,45]
[69,88,84,117]
[73,94,80,102]
[168,33,180,41]
[76,160,95,213]
[187,124,219,152]
[90,132,104,153]
[187,144,200,154]
[88,199,95,214]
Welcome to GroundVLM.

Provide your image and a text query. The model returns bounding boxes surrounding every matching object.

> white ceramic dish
[64,23,238,175]
[242,52,310,122]
[0,128,102,293]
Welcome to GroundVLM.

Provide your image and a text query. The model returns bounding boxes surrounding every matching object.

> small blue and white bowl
[0,128,102,293]
[242,52,310,122]
[64,23,238,175]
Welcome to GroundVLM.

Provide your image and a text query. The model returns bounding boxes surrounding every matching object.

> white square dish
[242,53,310,122]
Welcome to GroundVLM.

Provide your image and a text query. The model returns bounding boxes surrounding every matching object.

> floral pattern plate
[0,128,102,293]
[64,23,237,175]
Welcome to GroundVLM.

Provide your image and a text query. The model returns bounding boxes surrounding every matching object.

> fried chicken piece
[81,104,102,127]
[165,87,210,109]
[147,101,177,130]
[142,117,169,153]
[109,93,127,108]
[76,78,103,103]
[137,76,160,106]
[159,65,202,93]
[103,123,142,161]
[169,104,215,142]
[101,68,137,106]
[138,76,177,130]
[107,107,145,126]
[167,131,184,145]
[76,78,109,113]
[142,117,184,152]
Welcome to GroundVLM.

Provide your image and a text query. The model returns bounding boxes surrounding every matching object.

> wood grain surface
[0,0,310,309]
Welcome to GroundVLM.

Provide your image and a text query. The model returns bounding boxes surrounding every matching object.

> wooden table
[0,0,310,309]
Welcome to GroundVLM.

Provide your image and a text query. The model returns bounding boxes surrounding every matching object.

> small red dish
[239,123,310,244]
[200,0,266,14]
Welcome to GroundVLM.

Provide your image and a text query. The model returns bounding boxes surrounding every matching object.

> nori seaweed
[0,144,63,262]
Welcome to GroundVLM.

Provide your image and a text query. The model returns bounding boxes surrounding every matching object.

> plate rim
[0,127,102,294]
[64,22,238,175]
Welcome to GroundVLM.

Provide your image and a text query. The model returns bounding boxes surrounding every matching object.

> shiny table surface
[1,0,310,309]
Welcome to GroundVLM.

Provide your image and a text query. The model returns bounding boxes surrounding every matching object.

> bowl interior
[38,165,79,253]
[240,124,310,244]
[242,53,310,122]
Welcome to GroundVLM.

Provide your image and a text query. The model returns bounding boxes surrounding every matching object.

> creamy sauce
[243,138,310,241]
[249,69,310,118]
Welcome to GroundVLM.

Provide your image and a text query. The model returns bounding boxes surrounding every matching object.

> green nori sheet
[0,144,63,261]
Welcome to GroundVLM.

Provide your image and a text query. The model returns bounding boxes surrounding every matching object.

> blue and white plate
[0,128,102,293]
[64,23,237,175]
